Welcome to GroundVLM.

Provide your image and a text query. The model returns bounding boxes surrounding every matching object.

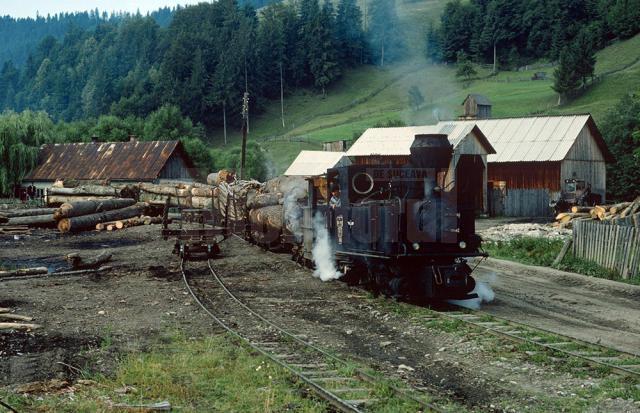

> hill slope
[208,1,640,174]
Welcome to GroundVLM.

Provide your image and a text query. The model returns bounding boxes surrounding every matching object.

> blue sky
[1,1,204,18]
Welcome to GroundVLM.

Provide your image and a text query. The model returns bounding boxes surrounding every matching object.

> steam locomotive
[244,133,486,301]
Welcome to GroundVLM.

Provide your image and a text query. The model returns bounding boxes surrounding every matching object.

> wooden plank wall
[573,220,640,279]
[490,188,553,217]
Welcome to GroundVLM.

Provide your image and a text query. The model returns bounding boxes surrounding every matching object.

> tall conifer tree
[335,0,365,66]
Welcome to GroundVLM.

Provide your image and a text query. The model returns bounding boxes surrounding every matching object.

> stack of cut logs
[0,208,57,234]
[46,183,138,206]
[138,182,217,209]
[2,169,309,236]
[554,197,640,228]
[0,306,40,331]
[54,199,154,233]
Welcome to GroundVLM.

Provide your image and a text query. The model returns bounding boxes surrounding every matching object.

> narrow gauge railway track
[230,234,640,382]
[428,307,640,378]
[181,258,445,413]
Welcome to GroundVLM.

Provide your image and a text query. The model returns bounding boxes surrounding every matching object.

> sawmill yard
[2,220,640,412]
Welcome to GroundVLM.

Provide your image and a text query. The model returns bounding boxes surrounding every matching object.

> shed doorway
[456,154,485,213]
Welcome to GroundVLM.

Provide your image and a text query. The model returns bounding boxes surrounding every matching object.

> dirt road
[475,258,640,355]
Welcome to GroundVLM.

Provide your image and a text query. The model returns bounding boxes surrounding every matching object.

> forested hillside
[427,0,640,66]
[0,0,639,198]
[0,0,393,129]
[0,8,174,68]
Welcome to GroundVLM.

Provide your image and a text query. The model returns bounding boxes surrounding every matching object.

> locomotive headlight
[458,241,467,249]
[412,242,420,251]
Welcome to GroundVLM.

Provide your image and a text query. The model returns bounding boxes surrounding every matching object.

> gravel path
[476,258,640,355]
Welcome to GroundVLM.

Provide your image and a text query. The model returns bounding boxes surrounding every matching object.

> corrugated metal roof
[284,151,350,176]
[346,124,495,157]
[26,140,191,181]
[437,114,613,163]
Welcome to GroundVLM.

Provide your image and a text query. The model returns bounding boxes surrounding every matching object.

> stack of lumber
[554,197,640,228]
[46,184,137,206]
[0,208,57,229]
[95,215,163,231]
[0,307,40,331]
[138,182,217,209]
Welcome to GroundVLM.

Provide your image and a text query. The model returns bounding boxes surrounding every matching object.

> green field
[209,0,640,174]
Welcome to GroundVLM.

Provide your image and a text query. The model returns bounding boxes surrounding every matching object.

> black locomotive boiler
[300,134,486,300]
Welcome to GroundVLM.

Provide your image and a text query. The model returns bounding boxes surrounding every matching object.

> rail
[430,307,640,378]
[181,257,445,412]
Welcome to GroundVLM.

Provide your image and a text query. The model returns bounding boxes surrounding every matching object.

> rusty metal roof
[438,114,614,163]
[26,140,192,181]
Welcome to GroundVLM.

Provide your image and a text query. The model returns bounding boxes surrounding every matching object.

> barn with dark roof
[23,139,197,190]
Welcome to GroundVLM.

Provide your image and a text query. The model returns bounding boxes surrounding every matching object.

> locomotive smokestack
[409,134,452,169]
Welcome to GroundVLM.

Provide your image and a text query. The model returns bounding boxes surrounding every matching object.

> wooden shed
[461,94,492,120]
[346,124,496,213]
[439,115,613,217]
[23,139,197,190]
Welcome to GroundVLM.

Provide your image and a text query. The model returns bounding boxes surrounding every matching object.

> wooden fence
[489,188,554,217]
[572,219,640,279]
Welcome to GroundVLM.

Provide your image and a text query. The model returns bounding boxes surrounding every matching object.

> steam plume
[448,272,496,310]
[283,187,306,242]
[312,212,342,281]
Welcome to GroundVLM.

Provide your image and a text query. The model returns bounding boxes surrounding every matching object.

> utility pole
[245,59,250,134]
[222,100,227,145]
[493,42,497,74]
[280,61,285,128]
[239,92,249,180]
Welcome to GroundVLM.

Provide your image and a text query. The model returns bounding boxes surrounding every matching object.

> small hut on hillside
[460,94,492,120]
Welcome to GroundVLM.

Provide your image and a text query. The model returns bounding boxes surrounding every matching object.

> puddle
[0,256,67,273]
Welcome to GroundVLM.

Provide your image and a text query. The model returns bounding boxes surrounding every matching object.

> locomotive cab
[312,134,486,300]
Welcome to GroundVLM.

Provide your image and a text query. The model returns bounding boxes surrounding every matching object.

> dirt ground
[1,225,639,412]
[0,226,214,386]
[475,258,640,355]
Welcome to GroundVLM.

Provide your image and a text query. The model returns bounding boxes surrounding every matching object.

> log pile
[95,215,163,231]
[138,182,217,209]
[213,175,307,239]
[57,203,147,233]
[554,197,640,228]
[46,184,138,206]
[0,306,40,331]
[0,208,57,229]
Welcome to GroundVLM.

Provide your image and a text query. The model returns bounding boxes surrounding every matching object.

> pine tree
[256,4,286,98]
[335,0,365,66]
[425,22,441,62]
[309,1,341,96]
[455,51,477,85]
[572,29,596,90]
[367,0,404,66]
[297,0,321,85]
[552,47,581,104]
